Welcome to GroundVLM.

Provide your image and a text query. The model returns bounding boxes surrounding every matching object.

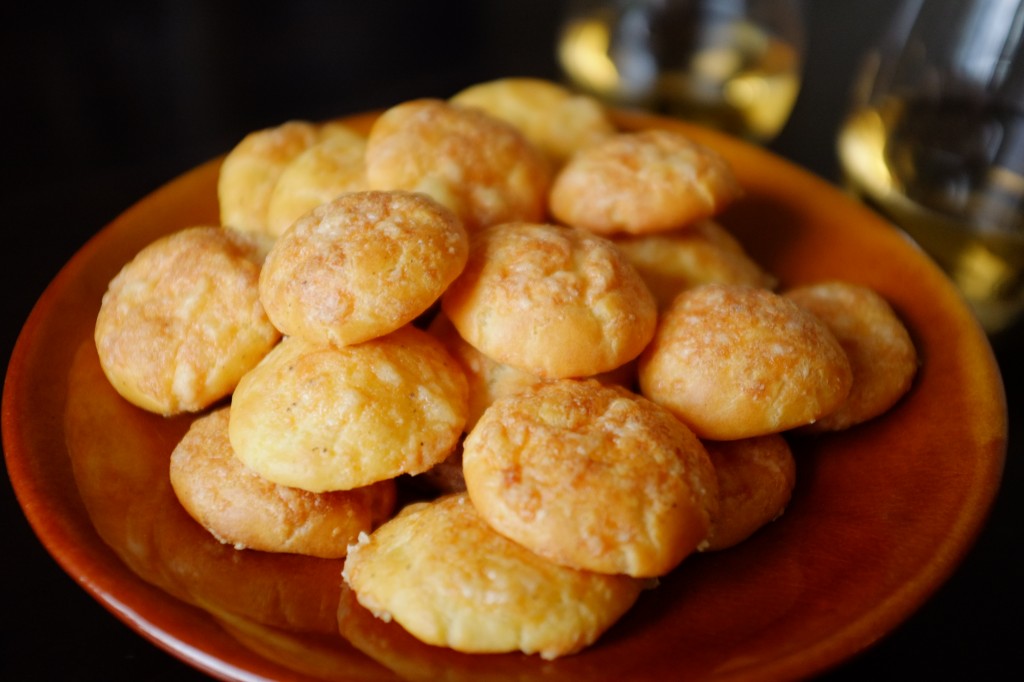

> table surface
[2,1,1020,680]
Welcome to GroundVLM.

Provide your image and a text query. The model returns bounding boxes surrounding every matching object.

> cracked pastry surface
[785,280,918,432]
[365,98,550,233]
[218,120,357,236]
[427,312,636,432]
[94,225,280,416]
[702,434,796,551]
[638,283,852,440]
[462,379,719,578]
[441,222,656,379]
[228,327,468,492]
[450,77,615,169]
[550,129,742,235]
[264,126,369,238]
[170,407,396,558]
[259,190,468,347]
[614,219,777,309]
[342,493,645,659]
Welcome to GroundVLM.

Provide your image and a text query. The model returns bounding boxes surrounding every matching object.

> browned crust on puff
[614,219,777,309]
[427,312,637,431]
[218,120,322,235]
[463,379,718,577]
[638,284,853,439]
[228,328,468,492]
[549,129,742,235]
[450,77,616,168]
[785,281,918,432]
[702,434,796,551]
[170,408,396,558]
[264,126,368,237]
[94,226,280,415]
[259,190,468,347]
[342,493,645,659]
[365,99,550,232]
[441,222,657,379]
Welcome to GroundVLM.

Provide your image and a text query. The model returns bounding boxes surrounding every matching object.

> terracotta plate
[2,110,1007,681]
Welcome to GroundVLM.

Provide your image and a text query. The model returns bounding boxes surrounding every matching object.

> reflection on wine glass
[556,0,805,142]
[838,0,1024,334]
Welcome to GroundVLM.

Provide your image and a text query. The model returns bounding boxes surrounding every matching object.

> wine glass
[556,0,805,143]
[837,0,1024,334]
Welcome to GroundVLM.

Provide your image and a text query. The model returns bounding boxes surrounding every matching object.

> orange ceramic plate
[2,110,1007,681]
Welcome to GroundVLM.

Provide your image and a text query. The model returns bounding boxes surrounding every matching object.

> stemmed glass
[837,0,1024,334]
[556,0,805,143]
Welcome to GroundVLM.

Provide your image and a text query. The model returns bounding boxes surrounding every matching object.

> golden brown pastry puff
[441,222,657,379]
[259,190,468,347]
[784,280,918,432]
[342,493,646,659]
[549,129,742,236]
[228,327,468,492]
[364,98,550,232]
[169,407,396,558]
[426,312,636,432]
[638,283,852,440]
[218,120,359,236]
[450,77,616,168]
[702,434,796,551]
[614,219,777,309]
[94,226,280,416]
[264,126,368,237]
[463,379,719,578]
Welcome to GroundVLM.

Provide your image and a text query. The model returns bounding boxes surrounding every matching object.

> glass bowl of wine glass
[557,0,805,143]
[837,0,1024,335]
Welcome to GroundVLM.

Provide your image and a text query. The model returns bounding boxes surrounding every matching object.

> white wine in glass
[557,0,804,143]
[837,0,1024,334]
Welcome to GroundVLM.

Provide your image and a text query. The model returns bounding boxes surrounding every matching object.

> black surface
[2,1,1019,680]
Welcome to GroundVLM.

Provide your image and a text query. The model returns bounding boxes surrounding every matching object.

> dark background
[2,1,1019,680]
